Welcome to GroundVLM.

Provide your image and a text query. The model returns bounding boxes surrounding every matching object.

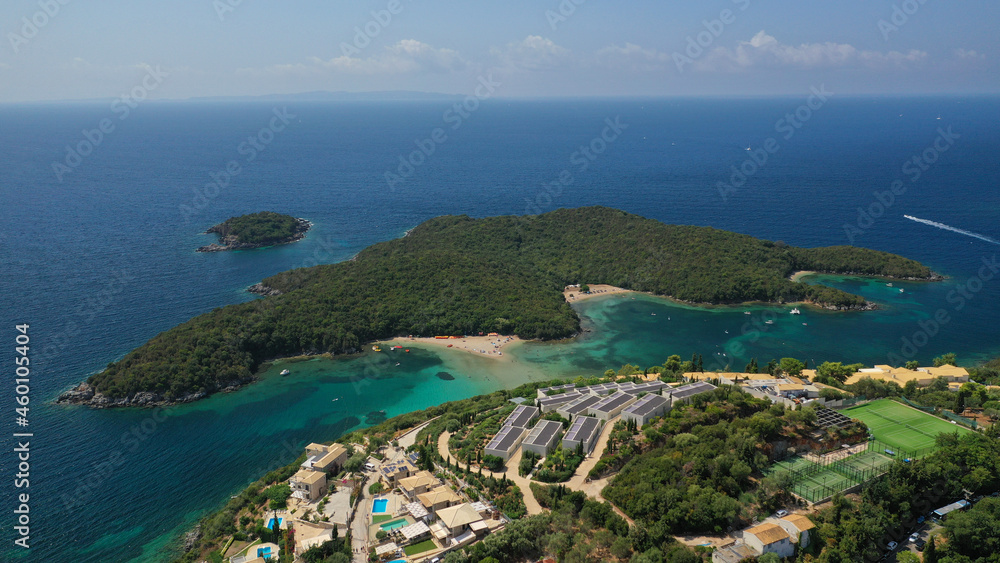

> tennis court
[842,399,972,454]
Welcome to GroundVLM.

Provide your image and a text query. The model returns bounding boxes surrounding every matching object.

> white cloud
[490,36,572,71]
[243,40,469,77]
[695,31,926,71]
[954,48,986,60]
[318,40,468,74]
[595,43,671,72]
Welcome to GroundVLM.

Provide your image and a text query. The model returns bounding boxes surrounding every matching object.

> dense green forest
[86,207,934,400]
[207,211,307,245]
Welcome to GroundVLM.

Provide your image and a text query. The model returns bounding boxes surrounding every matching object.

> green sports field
[768,449,896,502]
[842,399,972,456]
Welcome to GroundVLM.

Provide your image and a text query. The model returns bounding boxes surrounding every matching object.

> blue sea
[1,96,999,562]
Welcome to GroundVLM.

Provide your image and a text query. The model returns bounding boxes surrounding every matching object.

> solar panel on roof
[565,416,600,442]
[524,420,562,446]
[624,394,668,417]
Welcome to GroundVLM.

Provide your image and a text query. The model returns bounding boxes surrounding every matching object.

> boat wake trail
[903,215,1000,246]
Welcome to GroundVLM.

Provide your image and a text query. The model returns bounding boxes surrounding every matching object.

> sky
[1,0,998,102]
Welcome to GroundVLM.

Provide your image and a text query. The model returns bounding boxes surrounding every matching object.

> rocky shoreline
[247,282,282,296]
[197,217,311,252]
[55,379,254,408]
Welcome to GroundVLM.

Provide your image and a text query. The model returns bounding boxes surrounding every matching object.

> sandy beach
[789,270,817,282]
[564,284,634,302]
[381,334,521,362]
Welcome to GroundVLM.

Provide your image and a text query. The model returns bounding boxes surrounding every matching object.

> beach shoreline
[789,270,817,282]
[381,335,522,363]
[564,284,634,302]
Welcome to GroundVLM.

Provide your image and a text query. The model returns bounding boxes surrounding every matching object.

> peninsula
[196,211,310,252]
[59,207,938,407]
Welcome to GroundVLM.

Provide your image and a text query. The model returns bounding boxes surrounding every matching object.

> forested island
[197,212,310,252]
[60,207,937,407]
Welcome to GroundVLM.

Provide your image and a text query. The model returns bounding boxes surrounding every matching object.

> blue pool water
[380,518,410,531]
[266,517,282,528]
[372,498,388,513]
[388,559,406,563]
[257,546,272,557]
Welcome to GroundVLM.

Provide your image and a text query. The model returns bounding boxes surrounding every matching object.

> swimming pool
[266,517,282,528]
[372,498,388,513]
[257,546,273,558]
[388,559,406,563]
[380,518,409,531]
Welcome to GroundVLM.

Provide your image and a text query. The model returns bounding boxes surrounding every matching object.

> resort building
[434,503,485,538]
[621,393,669,427]
[380,458,418,488]
[293,521,339,557]
[484,425,528,461]
[536,391,582,413]
[302,443,348,474]
[521,419,564,456]
[667,381,717,405]
[502,405,540,429]
[556,394,602,420]
[712,542,758,563]
[399,470,439,500]
[586,382,621,396]
[844,364,970,388]
[620,381,669,396]
[418,485,462,512]
[289,469,328,502]
[743,523,794,558]
[778,515,816,548]
[588,392,639,421]
[562,416,602,455]
[536,383,577,398]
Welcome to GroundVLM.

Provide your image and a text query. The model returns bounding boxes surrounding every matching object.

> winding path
[437,430,543,516]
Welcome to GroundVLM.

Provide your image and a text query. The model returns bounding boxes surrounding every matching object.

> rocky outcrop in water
[55,380,251,408]
[247,283,282,296]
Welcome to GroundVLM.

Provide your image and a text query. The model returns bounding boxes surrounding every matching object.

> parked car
[887,541,898,550]
[364,462,376,472]
[909,533,920,542]
[776,510,789,518]
[915,540,927,551]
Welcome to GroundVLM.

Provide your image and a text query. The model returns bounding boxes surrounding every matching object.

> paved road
[437,430,543,515]
[562,417,635,525]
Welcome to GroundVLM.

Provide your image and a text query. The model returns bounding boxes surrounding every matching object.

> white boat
[280,369,290,376]
[744,311,751,315]
[745,143,751,151]
[765,320,775,325]
[887,283,893,287]
[790,308,801,315]
[899,288,904,293]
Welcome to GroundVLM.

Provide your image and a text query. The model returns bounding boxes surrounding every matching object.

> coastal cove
[21,276,997,563]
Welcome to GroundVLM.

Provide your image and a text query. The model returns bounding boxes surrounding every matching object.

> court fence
[942,410,978,429]
[769,438,936,503]
[898,396,936,413]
